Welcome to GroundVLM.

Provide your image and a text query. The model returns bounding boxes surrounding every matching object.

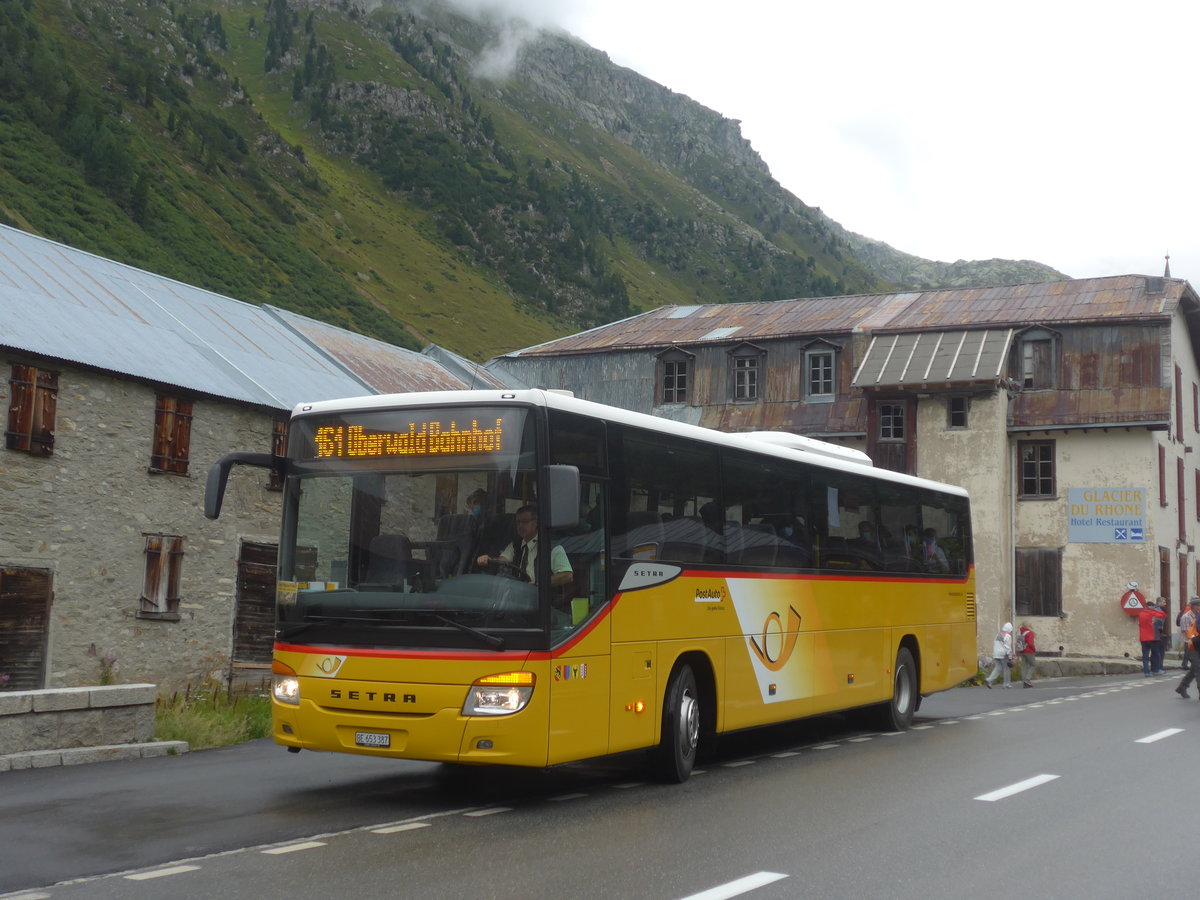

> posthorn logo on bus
[748,606,802,672]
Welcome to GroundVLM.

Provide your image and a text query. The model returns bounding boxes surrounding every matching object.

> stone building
[0,225,496,692]
[487,274,1200,660]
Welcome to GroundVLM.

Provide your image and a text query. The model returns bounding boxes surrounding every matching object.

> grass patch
[155,683,272,750]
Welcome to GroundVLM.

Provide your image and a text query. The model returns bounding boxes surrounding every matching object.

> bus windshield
[275,405,564,651]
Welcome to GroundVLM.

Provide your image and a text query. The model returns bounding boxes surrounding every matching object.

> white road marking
[372,822,432,834]
[124,865,202,879]
[975,773,1060,802]
[262,841,326,854]
[464,807,511,817]
[1136,728,1184,744]
[550,792,589,802]
[723,760,755,767]
[771,751,800,758]
[678,871,788,900]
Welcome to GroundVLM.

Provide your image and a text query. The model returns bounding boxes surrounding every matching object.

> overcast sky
[447,0,1196,284]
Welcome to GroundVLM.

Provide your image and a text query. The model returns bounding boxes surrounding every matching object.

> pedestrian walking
[1138,600,1167,676]
[1017,621,1037,687]
[1177,602,1192,670]
[1156,599,1172,670]
[984,623,1014,688]
[1175,597,1200,699]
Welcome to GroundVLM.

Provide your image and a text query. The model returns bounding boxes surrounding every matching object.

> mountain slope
[0,0,1064,362]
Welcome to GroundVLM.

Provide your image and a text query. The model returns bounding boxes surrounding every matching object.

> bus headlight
[273,675,300,705]
[462,671,534,716]
[272,661,301,705]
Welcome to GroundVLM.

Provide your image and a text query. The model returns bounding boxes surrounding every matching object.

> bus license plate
[355,731,390,748]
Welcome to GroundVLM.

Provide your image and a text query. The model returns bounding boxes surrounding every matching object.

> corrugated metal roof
[508,276,1187,358]
[852,329,1014,388]
[0,225,476,410]
[269,308,469,395]
[421,345,511,389]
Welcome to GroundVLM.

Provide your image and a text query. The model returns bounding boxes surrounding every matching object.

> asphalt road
[2,671,1197,899]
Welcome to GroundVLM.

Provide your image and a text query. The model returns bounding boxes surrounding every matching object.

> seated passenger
[921,527,950,572]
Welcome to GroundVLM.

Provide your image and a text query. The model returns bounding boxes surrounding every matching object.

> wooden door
[0,567,52,690]
[233,542,277,664]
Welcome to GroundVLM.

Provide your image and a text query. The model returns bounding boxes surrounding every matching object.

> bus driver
[477,504,572,587]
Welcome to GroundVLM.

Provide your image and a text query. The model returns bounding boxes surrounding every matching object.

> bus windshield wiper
[434,614,505,649]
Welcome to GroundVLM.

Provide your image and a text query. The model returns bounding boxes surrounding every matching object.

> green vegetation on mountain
[0,0,1063,361]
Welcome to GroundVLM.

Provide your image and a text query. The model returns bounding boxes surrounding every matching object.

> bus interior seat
[736,523,778,566]
[476,512,515,561]
[435,513,479,576]
[362,533,416,587]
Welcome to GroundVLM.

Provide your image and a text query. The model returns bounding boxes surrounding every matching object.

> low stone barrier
[0,684,186,768]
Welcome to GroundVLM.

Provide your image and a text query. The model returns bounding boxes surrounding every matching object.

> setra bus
[205,389,976,782]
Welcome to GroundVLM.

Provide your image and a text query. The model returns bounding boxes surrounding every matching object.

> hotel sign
[1067,488,1145,543]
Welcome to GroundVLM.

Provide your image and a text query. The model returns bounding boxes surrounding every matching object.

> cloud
[406,0,582,80]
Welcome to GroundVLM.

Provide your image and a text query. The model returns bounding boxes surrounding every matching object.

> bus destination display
[309,417,505,459]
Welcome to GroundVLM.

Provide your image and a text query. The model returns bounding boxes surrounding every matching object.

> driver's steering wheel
[494,560,530,583]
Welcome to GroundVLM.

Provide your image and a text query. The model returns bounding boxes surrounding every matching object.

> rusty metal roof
[270,308,470,394]
[0,225,476,409]
[506,276,1191,358]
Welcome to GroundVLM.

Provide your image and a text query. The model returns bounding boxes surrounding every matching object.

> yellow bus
[206,389,976,782]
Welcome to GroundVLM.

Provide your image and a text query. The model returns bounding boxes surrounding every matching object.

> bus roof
[291,389,969,498]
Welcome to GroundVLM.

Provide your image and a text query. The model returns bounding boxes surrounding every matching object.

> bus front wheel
[873,646,917,732]
[650,663,700,783]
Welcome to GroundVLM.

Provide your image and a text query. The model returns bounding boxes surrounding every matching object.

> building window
[267,419,288,491]
[948,396,969,429]
[1019,440,1055,497]
[879,403,905,440]
[804,348,835,401]
[658,351,692,405]
[150,394,193,475]
[1017,330,1056,390]
[734,357,758,401]
[6,363,58,456]
[1015,547,1062,616]
[728,344,764,402]
[139,534,183,620]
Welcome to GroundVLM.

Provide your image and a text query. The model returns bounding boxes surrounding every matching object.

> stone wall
[0,684,157,754]
[1,358,283,692]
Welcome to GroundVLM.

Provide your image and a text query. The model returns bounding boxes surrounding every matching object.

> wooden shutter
[151,395,193,474]
[1015,547,1062,617]
[267,419,287,490]
[6,364,58,455]
[140,535,183,615]
[0,567,52,690]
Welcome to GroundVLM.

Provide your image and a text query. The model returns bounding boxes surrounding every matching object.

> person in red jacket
[1017,622,1037,687]
[1138,601,1168,676]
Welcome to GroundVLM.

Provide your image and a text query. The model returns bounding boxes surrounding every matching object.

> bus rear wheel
[650,663,700,783]
[873,647,917,732]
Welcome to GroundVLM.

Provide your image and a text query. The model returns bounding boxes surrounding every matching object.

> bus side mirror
[205,452,280,519]
[546,464,580,529]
